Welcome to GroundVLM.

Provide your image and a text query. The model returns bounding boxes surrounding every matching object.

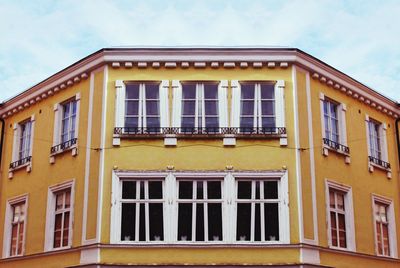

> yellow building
[0,48,399,268]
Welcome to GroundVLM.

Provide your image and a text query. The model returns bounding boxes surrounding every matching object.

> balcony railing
[114,127,286,137]
[323,138,350,154]
[368,156,391,169]
[9,156,32,169]
[51,138,77,154]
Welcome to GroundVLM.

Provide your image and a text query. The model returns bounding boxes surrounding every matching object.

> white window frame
[365,115,390,175]
[172,80,228,131]
[44,180,75,251]
[325,180,356,251]
[371,194,397,258]
[2,194,28,258]
[319,93,348,157]
[110,170,289,245]
[52,94,80,157]
[9,115,35,176]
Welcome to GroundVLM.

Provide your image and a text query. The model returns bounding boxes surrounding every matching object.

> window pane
[149,181,163,199]
[337,193,345,210]
[240,117,254,130]
[146,100,159,116]
[260,83,274,99]
[56,193,64,210]
[181,117,195,129]
[261,101,274,116]
[10,225,17,255]
[382,224,390,255]
[262,117,275,128]
[376,222,383,254]
[238,181,252,199]
[265,203,279,241]
[329,191,335,208]
[205,117,219,129]
[204,83,218,99]
[126,100,139,115]
[121,203,135,241]
[241,100,254,116]
[149,203,164,241]
[64,191,71,208]
[255,181,260,200]
[62,212,70,247]
[125,117,138,128]
[145,83,160,99]
[53,214,62,248]
[241,83,255,99]
[208,203,222,241]
[182,100,196,115]
[236,203,251,241]
[338,214,347,248]
[330,212,338,247]
[122,181,137,199]
[196,181,204,199]
[196,204,205,241]
[255,203,261,241]
[146,117,160,129]
[179,181,193,199]
[17,223,24,255]
[207,181,221,199]
[126,84,140,99]
[264,181,278,199]
[178,203,192,241]
[182,83,196,99]
[139,203,146,241]
[205,100,218,116]
[140,182,145,199]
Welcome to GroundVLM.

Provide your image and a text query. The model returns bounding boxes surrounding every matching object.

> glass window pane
[264,203,279,241]
[330,212,338,247]
[179,181,193,199]
[146,117,160,129]
[125,117,138,128]
[182,100,196,115]
[238,181,252,199]
[122,181,137,199]
[181,117,195,129]
[126,84,140,99]
[262,117,275,128]
[338,214,347,248]
[53,214,62,248]
[149,181,163,199]
[205,100,218,116]
[64,191,71,208]
[236,203,251,241]
[205,117,219,129]
[145,83,160,99]
[126,100,139,115]
[240,117,254,130]
[182,83,196,99]
[196,204,205,241]
[241,100,254,116]
[241,83,255,99]
[261,100,275,115]
[62,212,70,247]
[264,181,278,199]
[178,203,192,241]
[196,181,204,199]
[255,203,261,241]
[140,181,145,199]
[149,203,164,241]
[146,100,159,116]
[260,83,274,99]
[207,181,221,199]
[204,83,218,99]
[208,203,222,241]
[139,203,146,241]
[121,203,135,241]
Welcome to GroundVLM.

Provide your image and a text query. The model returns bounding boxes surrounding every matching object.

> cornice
[0,48,398,119]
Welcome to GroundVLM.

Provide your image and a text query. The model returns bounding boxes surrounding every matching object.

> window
[44,181,74,251]
[10,116,35,173]
[239,82,275,132]
[120,180,164,242]
[111,171,290,244]
[177,180,223,242]
[236,180,279,242]
[181,82,219,132]
[323,99,339,143]
[51,94,80,157]
[326,181,355,251]
[2,195,28,258]
[372,196,397,257]
[365,116,390,173]
[125,82,161,132]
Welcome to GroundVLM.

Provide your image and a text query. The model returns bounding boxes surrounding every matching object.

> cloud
[0,0,398,101]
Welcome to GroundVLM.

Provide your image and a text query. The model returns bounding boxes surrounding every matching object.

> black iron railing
[51,138,77,154]
[9,156,32,169]
[323,138,350,154]
[114,127,286,136]
[368,156,391,169]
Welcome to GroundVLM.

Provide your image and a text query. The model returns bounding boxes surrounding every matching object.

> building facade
[0,48,399,267]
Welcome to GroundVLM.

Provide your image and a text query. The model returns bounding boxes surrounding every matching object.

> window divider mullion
[204,181,208,242]
[145,181,150,241]
[135,181,140,242]
[257,84,262,129]
[192,181,197,242]
[250,181,255,242]
[260,181,265,241]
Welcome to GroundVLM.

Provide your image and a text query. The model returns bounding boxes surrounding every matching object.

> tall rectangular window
[125,82,160,132]
[323,99,339,143]
[120,180,164,242]
[53,189,71,248]
[181,82,219,132]
[240,82,275,132]
[61,100,77,143]
[177,180,223,242]
[10,201,26,256]
[368,120,382,160]
[329,189,347,248]
[374,202,390,256]
[236,179,279,242]
[18,121,32,161]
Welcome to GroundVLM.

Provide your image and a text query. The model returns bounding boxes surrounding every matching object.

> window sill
[45,245,72,252]
[369,161,392,179]
[8,161,32,179]
[328,245,355,252]
[112,241,287,246]
[322,144,350,164]
[49,144,78,164]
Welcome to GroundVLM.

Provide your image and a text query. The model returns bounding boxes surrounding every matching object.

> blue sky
[0,0,399,102]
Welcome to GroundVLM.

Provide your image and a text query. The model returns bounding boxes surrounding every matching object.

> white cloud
[0,0,398,101]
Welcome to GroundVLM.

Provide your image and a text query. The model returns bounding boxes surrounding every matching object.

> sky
[0,0,399,102]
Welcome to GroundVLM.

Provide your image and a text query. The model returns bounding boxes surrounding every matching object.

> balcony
[50,138,78,155]
[368,156,390,170]
[322,138,350,154]
[9,156,32,170]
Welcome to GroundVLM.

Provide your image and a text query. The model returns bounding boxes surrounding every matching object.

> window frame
[44,180,75,251]
[111,171,289,245]
[371,194,398,258]
[2,194,28,258]
[325,180,356,251]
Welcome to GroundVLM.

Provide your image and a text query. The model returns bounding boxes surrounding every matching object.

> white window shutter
[11,123,19,162]
[218,80,228,128]
[339,104,347,146]
[159,80,170,128]
[274,80,285,128]
[29,115,35,157]
[231,80,240,128]
[115,80,125,128]
[53,104,61,146]
[319,93,326,139]
[172,80,182,128]
[381,123,389,162]
[365,115,371,156]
